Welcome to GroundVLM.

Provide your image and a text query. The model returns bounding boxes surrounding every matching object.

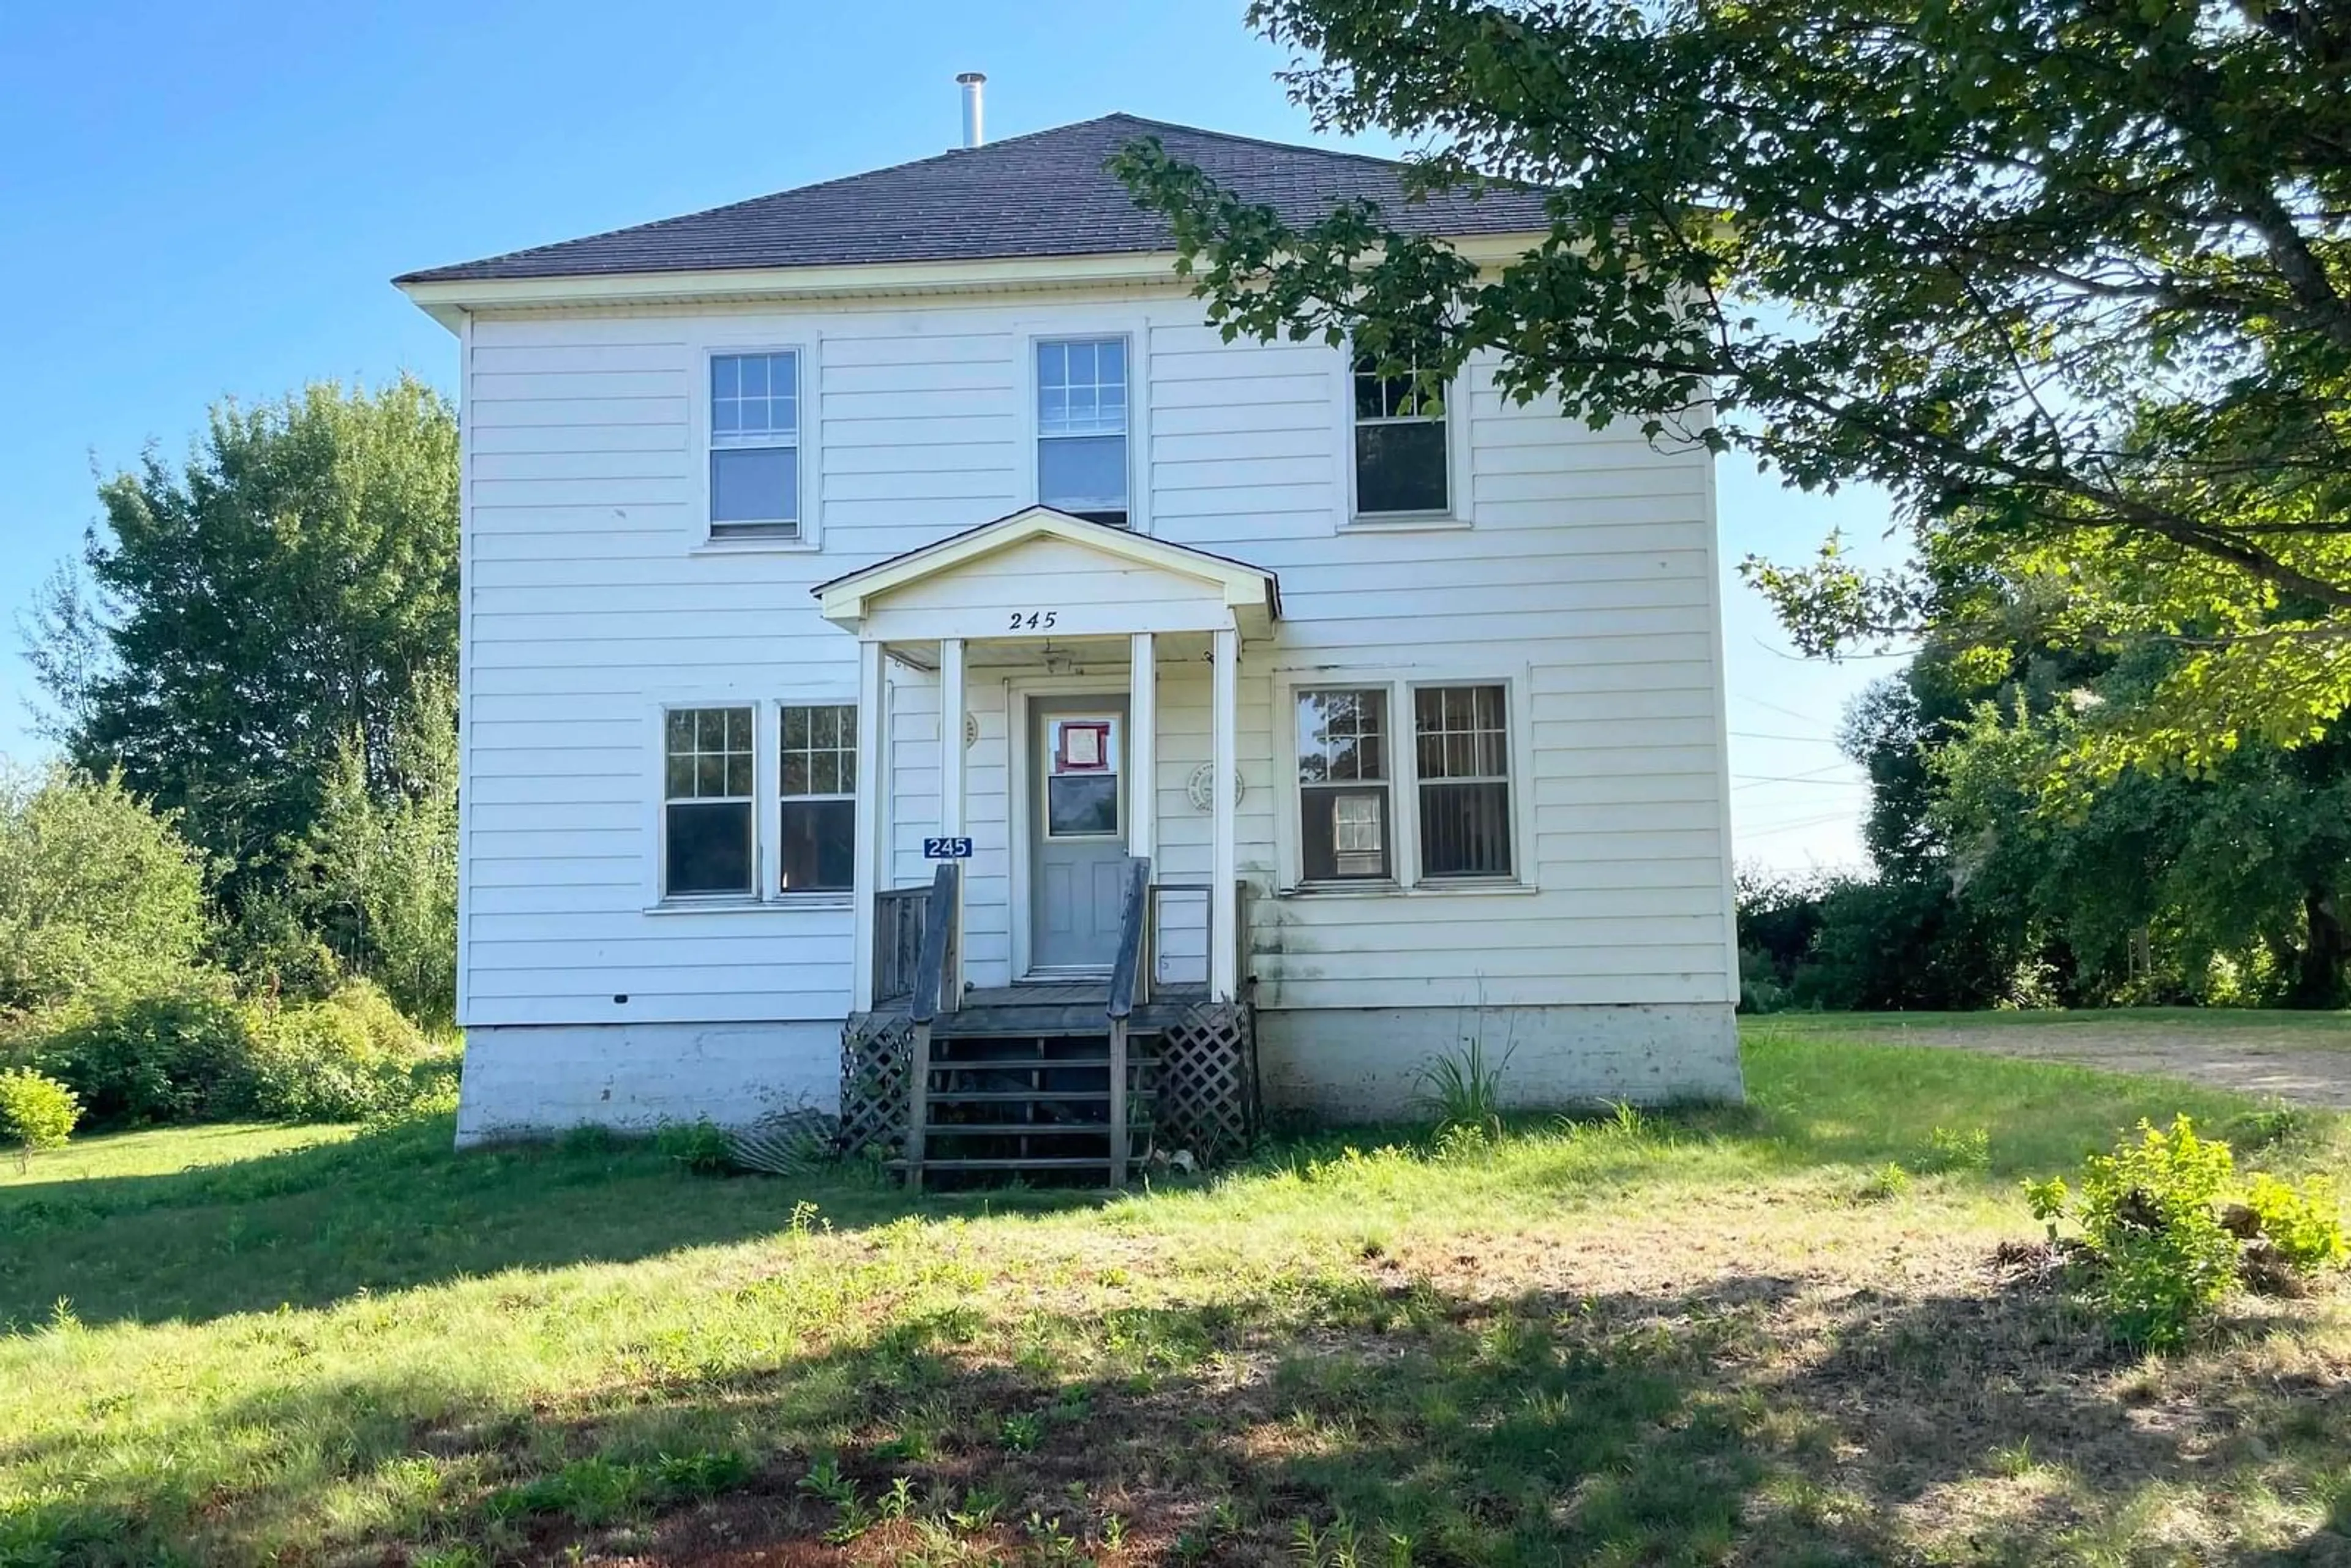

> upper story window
[1037,337,1129,528]
[1352,351,1450,518]
[709,351,801,539]
[779,704,857,893]
[664,706,756,898]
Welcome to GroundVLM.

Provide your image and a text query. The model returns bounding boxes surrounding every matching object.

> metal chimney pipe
[957,72,986,149]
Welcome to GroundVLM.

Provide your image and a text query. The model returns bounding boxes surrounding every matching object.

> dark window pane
[665,755,694,796]
[1301,786,1389,880]
[780,798,855,891]
[666,800,753,895]
[711,446,799,526]
[1420,781,1512,878]
[1356,421,1449,514]
[1047,774,1120,836]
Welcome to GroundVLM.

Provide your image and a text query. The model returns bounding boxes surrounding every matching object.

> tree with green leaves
[0,766,212,1014]
[1114,0,2351,771]
[25,378,459,906]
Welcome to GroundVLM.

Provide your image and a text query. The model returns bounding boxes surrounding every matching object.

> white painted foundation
[455,1021,841,1146]
[1254,1003,1744,1122]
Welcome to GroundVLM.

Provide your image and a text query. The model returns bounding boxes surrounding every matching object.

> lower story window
[1414,685,1513,879]
[1297,688,1391,881]
[665,707,755,896]
[779,703,857,892]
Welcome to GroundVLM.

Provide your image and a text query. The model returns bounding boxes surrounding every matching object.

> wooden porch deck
[869,978,1212,1038]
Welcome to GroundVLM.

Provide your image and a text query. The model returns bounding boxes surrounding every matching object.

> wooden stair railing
[901,859,960,1193]
[1103,855,1152,1188]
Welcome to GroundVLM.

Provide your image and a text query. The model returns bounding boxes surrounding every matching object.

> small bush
[2241,1173,2349,1276]
[0,1067,80,1164]
[656,1116,738,1175]
[1920,1125,1992,1173]
[244,980,457,1122]
[2025,1116,2347,1348]
[28,979,258,1127]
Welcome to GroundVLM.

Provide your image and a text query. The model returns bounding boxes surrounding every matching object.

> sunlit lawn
[2,1027,2346,1566]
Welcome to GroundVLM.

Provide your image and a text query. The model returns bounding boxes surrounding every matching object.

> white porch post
[851,637,885,1011]
[938,636,966,1013]
[1128,632,1156,865]
[1210,626,1239,1002]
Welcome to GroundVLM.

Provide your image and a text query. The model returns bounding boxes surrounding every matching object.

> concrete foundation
[1254,1002,1744,1122]
[454,1021,840,1146]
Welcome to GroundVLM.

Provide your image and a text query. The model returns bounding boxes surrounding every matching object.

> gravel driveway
[1848,1019,2351,1109]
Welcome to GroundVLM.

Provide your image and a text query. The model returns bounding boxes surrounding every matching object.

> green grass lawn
[2,1027,2347,1567]
[1745,1006,2351,1040]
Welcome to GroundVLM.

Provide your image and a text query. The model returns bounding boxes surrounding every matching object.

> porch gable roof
[813,507,1281,637]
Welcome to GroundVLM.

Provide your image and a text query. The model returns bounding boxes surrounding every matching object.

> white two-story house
[397,105,1745,1169]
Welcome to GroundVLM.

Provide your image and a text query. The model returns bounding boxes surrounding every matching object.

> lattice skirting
[1144,1000,1258,1164]
[839,1011,914,1157]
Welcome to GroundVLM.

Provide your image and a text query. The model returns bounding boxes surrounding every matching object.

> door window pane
[1048,774,1120,836]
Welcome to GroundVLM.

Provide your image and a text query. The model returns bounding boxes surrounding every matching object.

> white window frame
[1016,319,1150,535]
[777,700,860,897]
[643,693,860,912]
[1335,343,1473,531]
[1271,666,1535,896]
[692,335,822,553]
[656,701,760,904]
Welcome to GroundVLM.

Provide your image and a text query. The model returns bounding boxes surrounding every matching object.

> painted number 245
[1008,610,1059,631]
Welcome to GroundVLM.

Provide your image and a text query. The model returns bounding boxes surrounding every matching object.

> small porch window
[1037,337,1129,528]
[779,704,857,893]
[1296,688,1391,882]
[1352,350,1449,517]
[664,706,756,897]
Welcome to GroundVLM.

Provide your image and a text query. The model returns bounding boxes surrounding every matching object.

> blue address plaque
[923,836,974,860]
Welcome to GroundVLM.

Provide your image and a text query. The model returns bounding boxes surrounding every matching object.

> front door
[1029,697,1129,973]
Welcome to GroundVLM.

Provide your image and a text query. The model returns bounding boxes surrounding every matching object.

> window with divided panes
[1295,688,1391,881]
[664,707,756,896]
[779,704,857,893]
[708,350,800,538]
[1414,685,1512,878]
[1351,351,1449,517]
[1036,337,1130,527]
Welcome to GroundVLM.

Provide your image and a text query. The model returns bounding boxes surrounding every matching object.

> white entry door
[1029,697,1129,973]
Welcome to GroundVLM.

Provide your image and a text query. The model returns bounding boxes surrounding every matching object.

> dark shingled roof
[394,113,1553,285]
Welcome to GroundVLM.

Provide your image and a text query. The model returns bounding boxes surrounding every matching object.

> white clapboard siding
[454,294,1733,1029]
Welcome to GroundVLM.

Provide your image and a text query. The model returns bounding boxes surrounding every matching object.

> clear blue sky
[0,0,1902,874]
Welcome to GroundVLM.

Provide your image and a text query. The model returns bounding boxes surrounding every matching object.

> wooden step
[925,1122,1115,1136]
[927,1089,1154,1103]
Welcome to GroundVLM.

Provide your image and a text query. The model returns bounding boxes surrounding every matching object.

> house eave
[392,233,1550,334]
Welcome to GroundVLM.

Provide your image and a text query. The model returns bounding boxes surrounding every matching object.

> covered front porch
[812,508,1278,1185]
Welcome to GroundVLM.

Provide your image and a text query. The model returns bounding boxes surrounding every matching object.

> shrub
[655,1116,738,1175]
[2025,1116,2348,1348]
[0,1067,80,1165]
[0,767,213,1015]
[28,979,258,1127]
[244,980,458,1122]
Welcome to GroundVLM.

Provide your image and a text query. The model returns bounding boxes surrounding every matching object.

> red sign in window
[1056,720,1112,773]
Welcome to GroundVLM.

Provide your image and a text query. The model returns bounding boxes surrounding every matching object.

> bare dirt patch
[1850,1020,2351,1108]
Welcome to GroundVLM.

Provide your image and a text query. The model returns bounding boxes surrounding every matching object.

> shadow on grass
[7,1264,2342,1567]
[0,1116,1092,1330]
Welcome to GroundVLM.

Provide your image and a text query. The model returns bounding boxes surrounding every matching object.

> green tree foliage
[290,676,459,1025]
[0,767,212,1014]
[0,1067,81,1165]
[1114,0,2351,769]
[29,378,459,902]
